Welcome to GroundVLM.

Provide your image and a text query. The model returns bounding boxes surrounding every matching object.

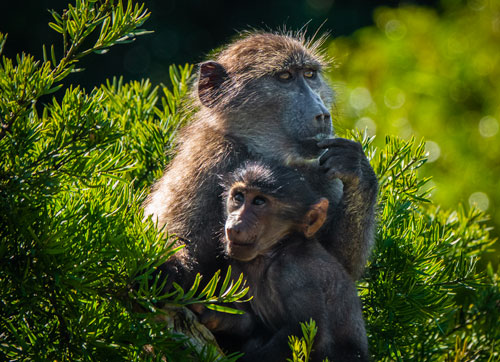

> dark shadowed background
[0,0,438,90]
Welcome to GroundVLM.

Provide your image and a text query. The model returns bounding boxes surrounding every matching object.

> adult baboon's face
[254,67,334,156]
[197,32,334,158]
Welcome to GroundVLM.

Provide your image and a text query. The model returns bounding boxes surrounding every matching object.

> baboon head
[196,31,335,160]
[222,161,329,261]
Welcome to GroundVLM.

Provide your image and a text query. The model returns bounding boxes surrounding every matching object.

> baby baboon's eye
[252,196,266,206]
[304,69,316,79]
[233,192,244,203]
[277,71,293,82]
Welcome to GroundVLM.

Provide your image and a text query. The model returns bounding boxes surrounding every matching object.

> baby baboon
[195,161,369,362]
[143,31,378,289]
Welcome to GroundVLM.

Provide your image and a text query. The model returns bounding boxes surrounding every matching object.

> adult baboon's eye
[277,71,293,81]
[233,192,244,203]
[304,69,316,79]
[252,196,266,206]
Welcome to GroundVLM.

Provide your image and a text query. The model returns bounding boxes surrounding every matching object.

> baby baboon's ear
[198,61,228,108]
[303,198,329,238]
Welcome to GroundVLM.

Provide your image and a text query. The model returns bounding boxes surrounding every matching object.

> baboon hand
[189,304,222,331]
[317,138,373,188]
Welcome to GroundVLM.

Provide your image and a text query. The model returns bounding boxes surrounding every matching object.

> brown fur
[195,31,329,111]
[143,30,378,287]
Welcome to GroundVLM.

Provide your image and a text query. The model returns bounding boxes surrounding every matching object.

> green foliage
[287,319,329,362]
[358,132,499,361]
[0,1,246,361]
[326,0,500,258]
[158,266,250,315]
[1,1,498,361]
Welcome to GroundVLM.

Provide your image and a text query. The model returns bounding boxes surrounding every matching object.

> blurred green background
[1,0,498,263]
[326,0,500,265]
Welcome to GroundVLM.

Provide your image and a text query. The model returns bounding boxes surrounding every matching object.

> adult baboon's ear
[303,198,329,238]
[198,61,228,108]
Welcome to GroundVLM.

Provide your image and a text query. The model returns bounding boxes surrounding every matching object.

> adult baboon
[193,160,369,362]
[143,31,378,287]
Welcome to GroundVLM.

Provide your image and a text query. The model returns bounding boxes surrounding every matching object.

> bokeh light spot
[349,87,372,110]
[479,116,499,137]
[425,140,441,163]
[467,0,487,11]
[384,87,406,109]
[385,19,407,40]
[355,117,377,136]
[469,192,490,211]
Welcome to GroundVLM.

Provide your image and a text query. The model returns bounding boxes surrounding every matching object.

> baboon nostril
[316,113,331,123]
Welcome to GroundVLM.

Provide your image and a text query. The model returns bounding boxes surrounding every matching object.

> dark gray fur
[196,161,369,362]
[207,240,369,362]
